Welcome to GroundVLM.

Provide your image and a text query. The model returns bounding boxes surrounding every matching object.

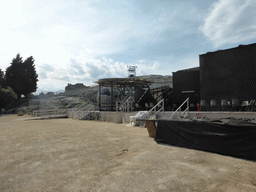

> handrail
[146,98,164,115]
[125,95,133,102]
[145,89,172,119]
[163,90,173,100]
[156,88,173,101]
[136,88,148,103]
[145,99,164,119]
[116,97,134,112]
[116,89,139,112]
[171,97,189,117]
[33,109,67,117]
[180,107,189,116]
[155,106,164,116]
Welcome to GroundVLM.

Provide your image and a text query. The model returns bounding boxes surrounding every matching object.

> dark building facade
[200,43,256,108]
[172,67,200,108]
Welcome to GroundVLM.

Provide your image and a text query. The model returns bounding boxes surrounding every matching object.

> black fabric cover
[154,119,256,160]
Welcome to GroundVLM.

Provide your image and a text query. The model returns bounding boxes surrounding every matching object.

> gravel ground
[0,115,256,191]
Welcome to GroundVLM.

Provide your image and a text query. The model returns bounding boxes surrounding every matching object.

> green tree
[0,86,17,108]
[22,56,38,96]
[0,68,4,86]
[5,54,38,98]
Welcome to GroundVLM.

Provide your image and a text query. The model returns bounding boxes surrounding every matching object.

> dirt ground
[0,115,256,192]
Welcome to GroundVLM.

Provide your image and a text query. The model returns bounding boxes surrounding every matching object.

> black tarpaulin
[154,119,256,160]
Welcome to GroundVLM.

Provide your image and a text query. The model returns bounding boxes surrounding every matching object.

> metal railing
[171,97,189,117]
[116,96,134,112]
[136,88,148,104]
[145,99,164,119]
[33,109,67,117]
[155,87,172,101]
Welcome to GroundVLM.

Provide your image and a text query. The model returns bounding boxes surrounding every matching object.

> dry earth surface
[0,114,256,191]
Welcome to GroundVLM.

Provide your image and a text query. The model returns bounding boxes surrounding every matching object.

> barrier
[33,109,67,117]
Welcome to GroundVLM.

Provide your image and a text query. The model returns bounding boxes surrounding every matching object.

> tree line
[0,54,38,108]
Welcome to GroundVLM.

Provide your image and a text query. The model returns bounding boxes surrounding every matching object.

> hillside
[137,75,173,88]
[3,75,172,114]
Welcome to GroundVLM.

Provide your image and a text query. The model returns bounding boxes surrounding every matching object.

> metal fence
[33,109,67,117]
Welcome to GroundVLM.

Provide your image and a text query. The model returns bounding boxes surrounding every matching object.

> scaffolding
[95,78,152,111]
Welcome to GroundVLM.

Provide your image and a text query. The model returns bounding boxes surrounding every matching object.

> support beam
[117,87,122,95]
[123,85,126,97]
[99,84,101,111]
[111,82,113,111]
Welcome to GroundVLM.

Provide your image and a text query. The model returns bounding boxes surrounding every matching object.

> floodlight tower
[127,65,137,78]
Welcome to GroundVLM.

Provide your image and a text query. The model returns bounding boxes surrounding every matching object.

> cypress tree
[5,54,38,98]
[0,68,4,87]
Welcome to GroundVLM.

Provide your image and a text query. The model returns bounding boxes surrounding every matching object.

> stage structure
[96,78,152,111]
[172,67,200,110]
[200,43,256,110]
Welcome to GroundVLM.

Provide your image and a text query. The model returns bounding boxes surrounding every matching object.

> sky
[1,0,256,92]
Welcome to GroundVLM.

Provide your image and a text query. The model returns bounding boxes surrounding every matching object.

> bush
[0,86,17,108]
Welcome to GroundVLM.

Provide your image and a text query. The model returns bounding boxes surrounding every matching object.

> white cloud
[40,64,54,72]
[201,0,256,47]
[37,57,128,89]
[0,0,209,92]
[39,72,48,79]
[0,0,158,69]
[36,55,173,92]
